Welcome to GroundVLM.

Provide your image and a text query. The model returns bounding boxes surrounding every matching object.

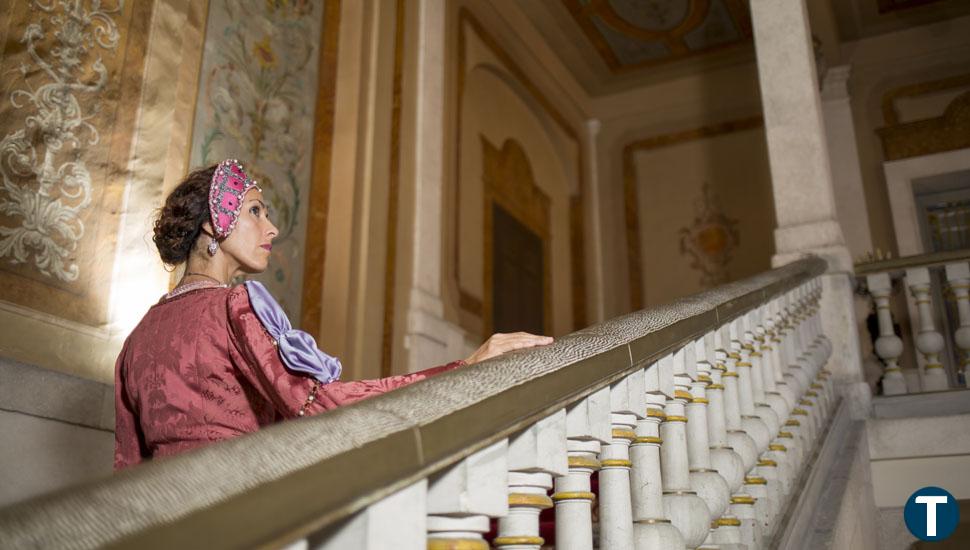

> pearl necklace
[164,280,229,300]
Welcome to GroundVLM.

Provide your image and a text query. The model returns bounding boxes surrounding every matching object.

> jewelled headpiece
[209,159,261,238]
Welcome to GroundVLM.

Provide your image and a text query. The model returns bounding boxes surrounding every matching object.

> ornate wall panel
[188,0,339,325]
[0,0,153,326]
[623,116,772,310]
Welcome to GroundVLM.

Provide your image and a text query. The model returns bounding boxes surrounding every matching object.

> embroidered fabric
[244,280,342,384]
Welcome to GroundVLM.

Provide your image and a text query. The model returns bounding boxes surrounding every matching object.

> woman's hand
[464,332,554,365]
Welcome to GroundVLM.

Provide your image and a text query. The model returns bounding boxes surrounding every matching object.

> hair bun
[153,165,217,266]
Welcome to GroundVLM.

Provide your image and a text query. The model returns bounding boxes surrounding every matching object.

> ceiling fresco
[562,0,752,72]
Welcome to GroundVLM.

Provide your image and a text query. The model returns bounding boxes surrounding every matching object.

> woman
[114,160,551,469]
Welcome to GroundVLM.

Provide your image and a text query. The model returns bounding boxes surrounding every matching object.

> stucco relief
[190,0,325,319]
[679,182,739,287]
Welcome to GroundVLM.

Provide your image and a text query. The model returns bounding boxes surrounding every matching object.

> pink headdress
[209,159,261,239]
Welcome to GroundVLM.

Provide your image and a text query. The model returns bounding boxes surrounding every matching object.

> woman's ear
[200,220,215,238]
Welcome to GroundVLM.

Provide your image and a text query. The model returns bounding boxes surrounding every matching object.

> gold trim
[778,431,794,438]
[730,496,756,505]
[552,491,596,502]
[806,391,818,397]
[635,436,664,445]
[494,536,545,547]
[428,539,489,550]
[758,459,778,467]
[672,390,692,401]
[568,456,601,470]
[623,116,763,310]
[707,383,725,390]
[601,459,633,468]
[712,363,727,371]
[792,408,808,416]
[380,0,406,377]
[664,415,688,423]
[749,352,762,358]
[769,444,788,452]
[728,352,742,360]
[784,419,800,427]
[881,72,970,126]
[508,493,554,509]
[925,364,945,370]
[736,361,752,368]
[715,517,742,527]
[647,409,667,419]
[691,397,710,404]
[878,89,970,161]
[744,476,767,485]
[721,371,739,378]
[301,0,343,335]
[612,428,637,441]
[810,383,823,389]
[697,374,713,383]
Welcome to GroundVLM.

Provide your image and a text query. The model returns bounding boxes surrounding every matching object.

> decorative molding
[623,116,763,311]
[300,0,341,335]
[881,72,970,126]
[877,90,970,161]
[381,0,406,378]
[481,137,552,337]
[455,8,587,333]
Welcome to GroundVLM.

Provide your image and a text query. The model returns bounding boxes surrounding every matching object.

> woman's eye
[250,206,261,216]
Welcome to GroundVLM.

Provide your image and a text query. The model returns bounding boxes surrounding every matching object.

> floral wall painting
[679,182,740,287]
[0,0,152,326]
[189,0,325,321]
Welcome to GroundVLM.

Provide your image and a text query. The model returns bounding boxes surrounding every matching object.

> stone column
[749,0,864,390]
[399,0,467,372]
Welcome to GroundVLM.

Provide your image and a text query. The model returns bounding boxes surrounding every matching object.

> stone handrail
[0,257,827,549]
[857,250,970,395]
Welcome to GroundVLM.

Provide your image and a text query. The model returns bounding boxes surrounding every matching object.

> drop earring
[207,237,219,256]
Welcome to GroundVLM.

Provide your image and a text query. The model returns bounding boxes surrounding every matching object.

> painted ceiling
[562,0,753,73]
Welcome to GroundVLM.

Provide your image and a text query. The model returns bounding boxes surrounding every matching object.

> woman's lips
[260,244,272,251]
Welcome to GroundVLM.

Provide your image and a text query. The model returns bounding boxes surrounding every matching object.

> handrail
[0,257,827,549]
[853,248,970,276]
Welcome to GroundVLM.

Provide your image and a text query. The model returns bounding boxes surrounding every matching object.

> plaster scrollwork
[0,0,122,282]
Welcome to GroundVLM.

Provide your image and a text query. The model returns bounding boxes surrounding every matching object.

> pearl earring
[207,238,218,256]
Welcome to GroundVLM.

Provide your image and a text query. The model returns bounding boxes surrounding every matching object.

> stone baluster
[709,516,746,550]
[866,273,907,395]
[556,387,611,550]
[756,455,783,528]
[659,352,711,548]
[729,494,762,550]
[701,332,746,496]
[945,262,970,388]
[743,312,781,449]
[600,372,646,550]
[907,267,950,391]
[743,474,770,540]
[776,294,807,401]
[498,411,568,550]
[427,439,509,550]
[632,360,685,550]
[715,326,758,475]
[729,319,771,456]
[685,338,731,524]
[764,298,796,420]
[319,481,427,549]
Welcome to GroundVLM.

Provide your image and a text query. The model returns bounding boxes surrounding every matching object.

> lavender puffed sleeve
[244,280,342,384]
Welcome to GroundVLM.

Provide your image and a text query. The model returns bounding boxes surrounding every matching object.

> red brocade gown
[114,285,463,469]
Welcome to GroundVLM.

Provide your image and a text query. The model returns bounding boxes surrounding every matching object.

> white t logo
[915,495,949,536]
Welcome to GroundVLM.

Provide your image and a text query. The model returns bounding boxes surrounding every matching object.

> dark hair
[153,165,217,265]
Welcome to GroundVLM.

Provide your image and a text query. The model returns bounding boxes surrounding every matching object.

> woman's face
[219,188,278,274]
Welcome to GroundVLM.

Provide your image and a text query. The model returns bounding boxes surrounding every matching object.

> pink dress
[114,285,462,469]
